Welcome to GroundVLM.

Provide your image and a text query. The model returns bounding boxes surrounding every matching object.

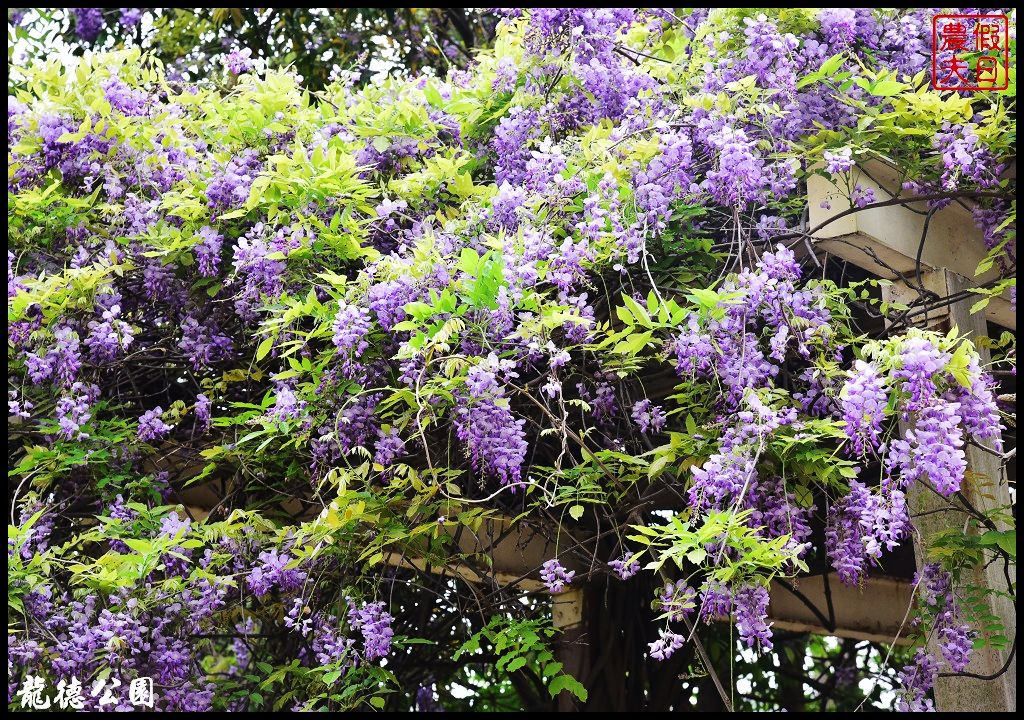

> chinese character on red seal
[937,20,970,52]
[932,14,1009,91]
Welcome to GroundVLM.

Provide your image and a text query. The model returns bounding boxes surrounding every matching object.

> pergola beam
[806,160,1014,330]
[770,573,915,646]
[182,499,914,644]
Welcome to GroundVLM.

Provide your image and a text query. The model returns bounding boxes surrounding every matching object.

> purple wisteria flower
[348,601,394,661]
[608,552,640,580]
[540,558,575,593]
[938,621,974,672]
[850,184,875,208]
[9,390,33,420]
[194,393,211,433]
[247,549,306,597]
[884,399,966,497]
[332,300,372,355]
[698,580,732,623]
[73,8,104,42]
[631,398,667,434]
[179,316,234,370]
[159,512,193,576]
[648,629,685,661]
[894,336,950,414]
[6,9,1013,706]
[913,563,976,675]
[119,8,142,28]
[896,648,938,712]
[455,354,528,486]
[268,384,306,422]
[823,147,854,174]
[103,77,148,116]
[659,581,697,621]
[951,354,1004,453]
[138,406,172,441]
[224,48,254,75]
[373,427,405,466]
[827,480,909,585]
[840,359,888,454]
[195,226,223,277]
[56,383,99,440]
[734,585,773,651]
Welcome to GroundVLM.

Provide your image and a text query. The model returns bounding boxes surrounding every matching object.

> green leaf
[255,336,274,362]
[458,247,480,275]
[548,673,588,702]
[404,301,434,321]
[820,53,846,77]
[996,533,1016,558]
[980,530,1016,559]
[616,304,634,326]
[542,661,564,678]
[688,288,721,310]
[454,634,480,660]
[622,294,651,327]
[505,656,528,672]
[423,84,444,108]
[868,78,906,96]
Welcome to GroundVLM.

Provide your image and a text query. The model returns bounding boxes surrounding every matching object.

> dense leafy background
[9,8,496,90]
[8,7,1016,712]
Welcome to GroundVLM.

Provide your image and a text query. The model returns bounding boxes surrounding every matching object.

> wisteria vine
[8,7,1016,713]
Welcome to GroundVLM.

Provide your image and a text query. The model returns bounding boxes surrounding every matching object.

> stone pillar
[884,268,1015,712]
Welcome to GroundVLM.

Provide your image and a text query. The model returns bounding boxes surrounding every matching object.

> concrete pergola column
[810,163,1016,711]
[883,269,1015,712]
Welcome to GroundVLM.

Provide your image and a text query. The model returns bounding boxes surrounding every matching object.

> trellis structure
[8,7,1018,713]
[807,163,1016,712]
[171,162,1014,712]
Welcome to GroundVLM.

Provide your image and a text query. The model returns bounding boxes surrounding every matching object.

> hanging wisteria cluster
[8,7,1015,712]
